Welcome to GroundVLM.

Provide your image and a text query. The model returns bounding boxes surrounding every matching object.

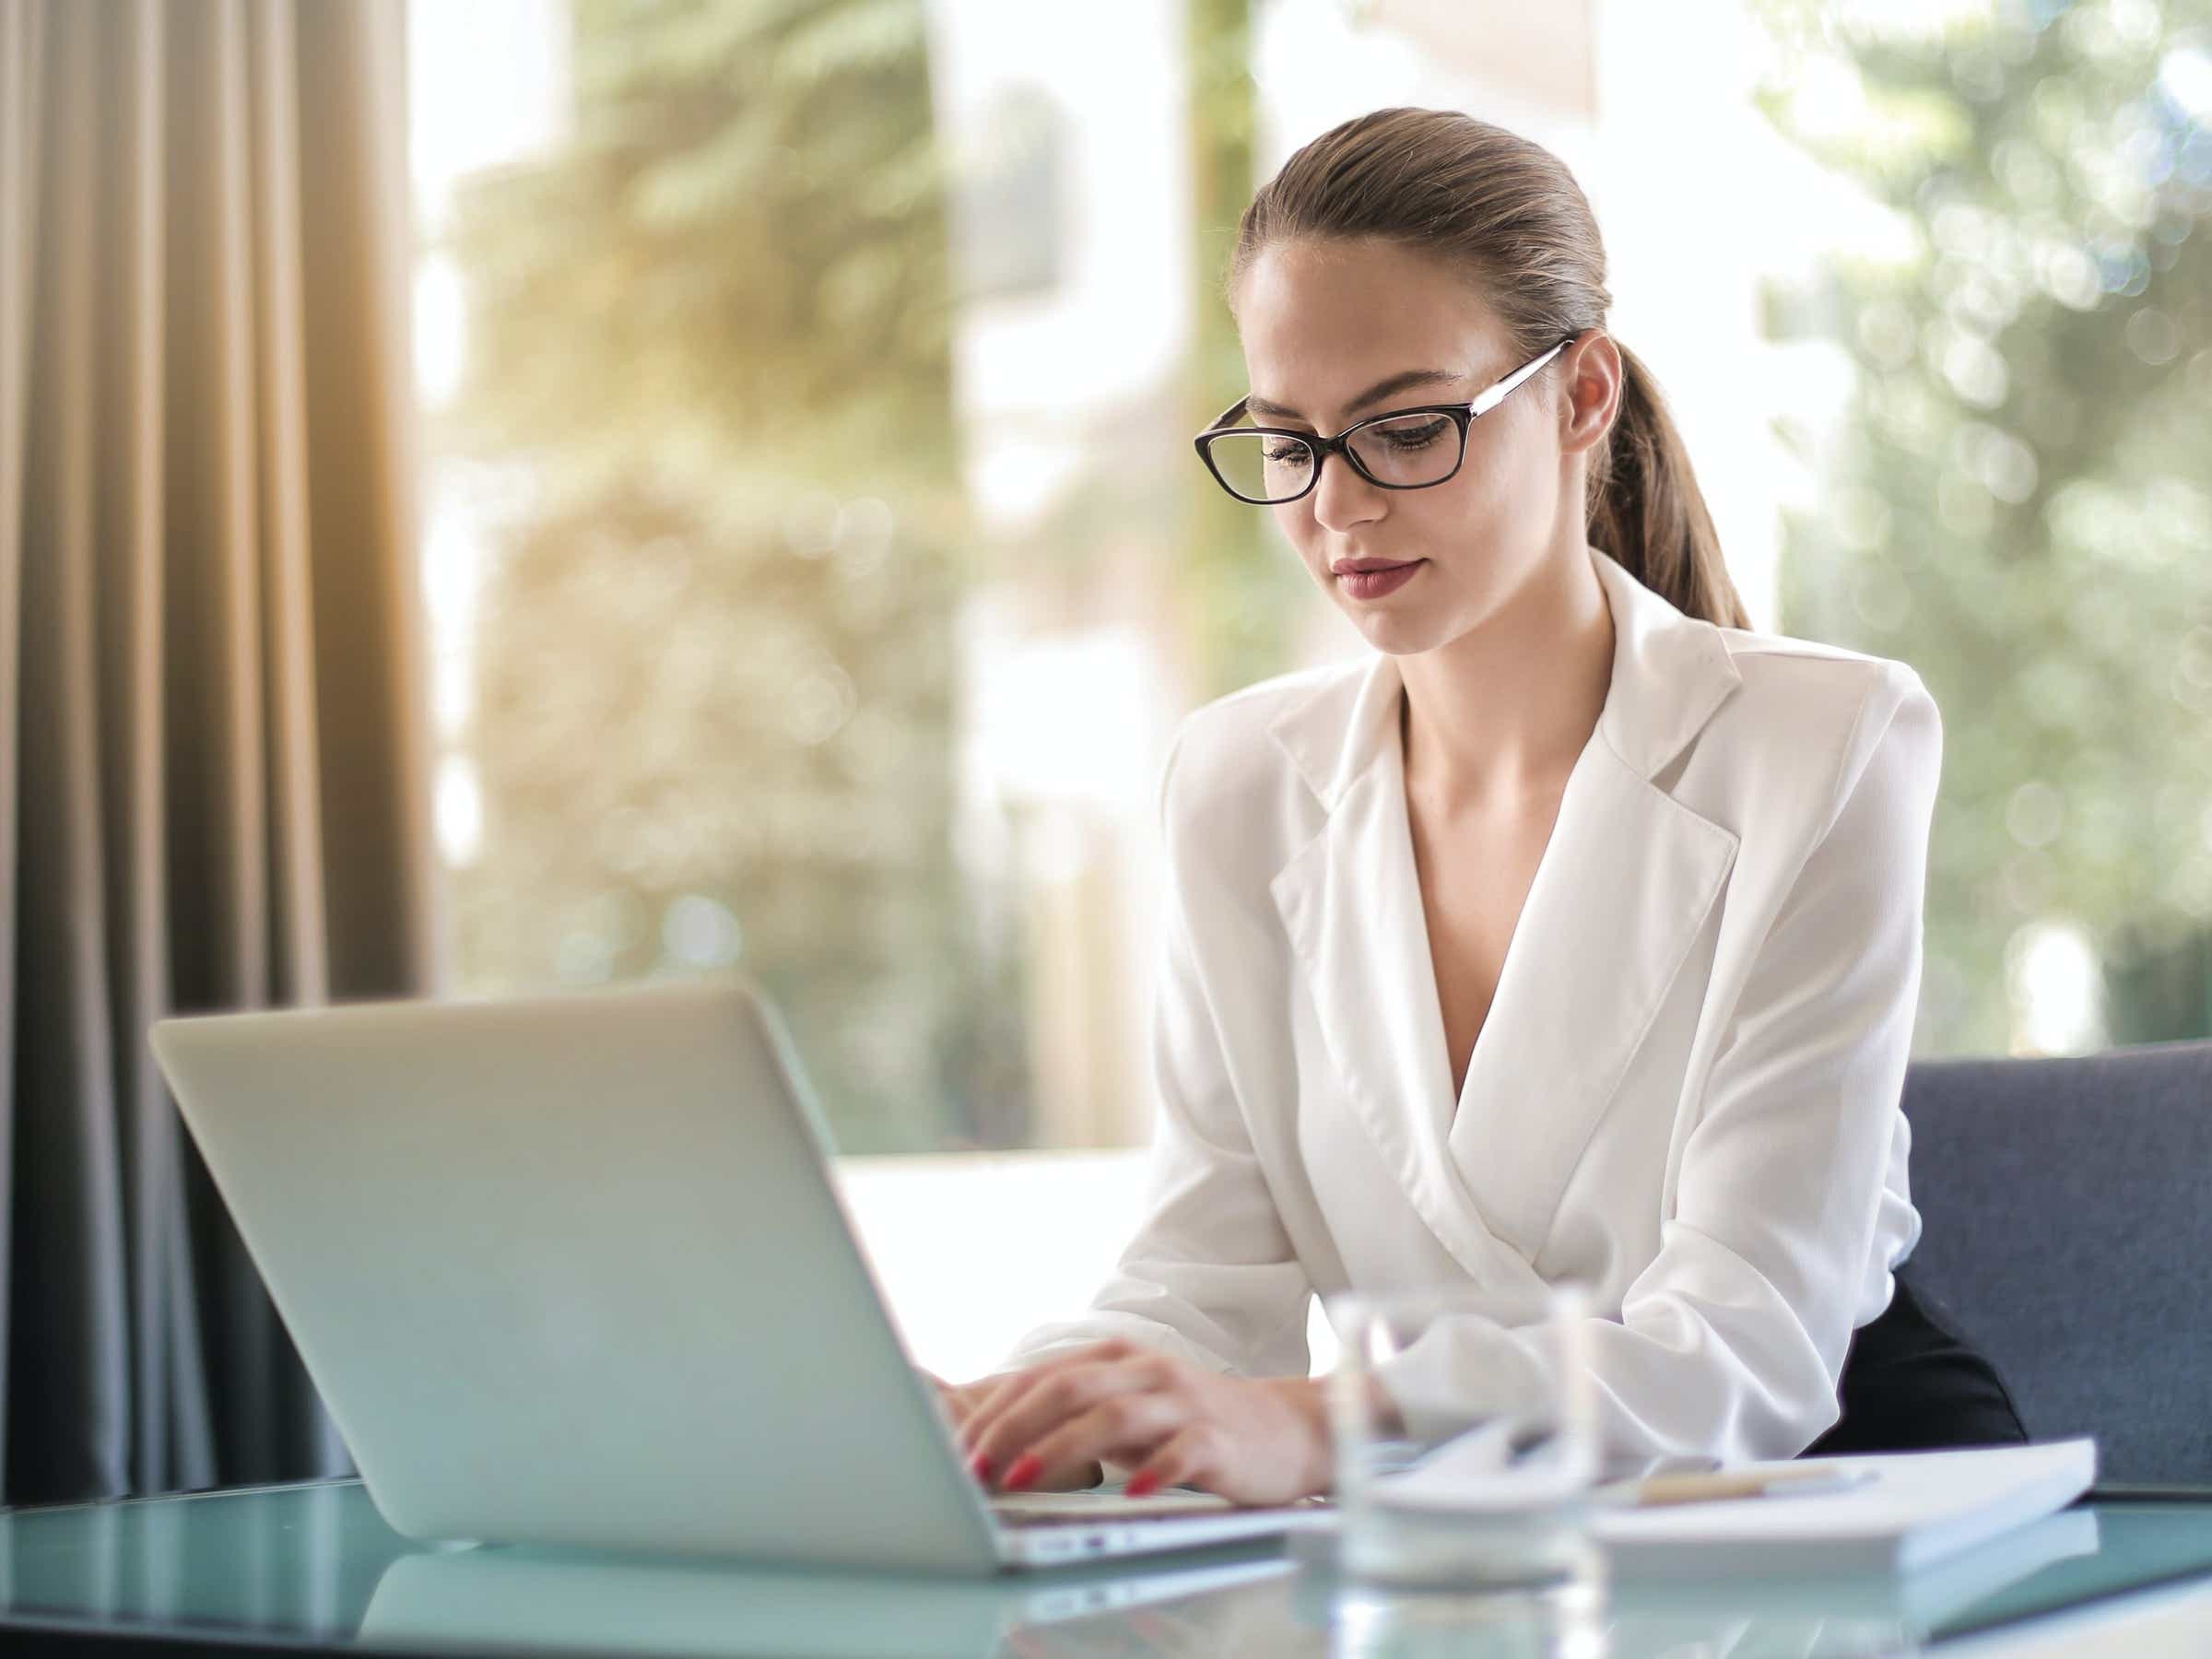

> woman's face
[1232,238,1590,657]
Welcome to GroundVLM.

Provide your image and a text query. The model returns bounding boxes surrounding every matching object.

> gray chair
[1900,1042,2212,1485]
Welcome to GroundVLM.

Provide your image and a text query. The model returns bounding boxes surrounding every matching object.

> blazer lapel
[1443,735,1738,1260]
[1266,546,1745,1281]
[1271,665,1537,1290]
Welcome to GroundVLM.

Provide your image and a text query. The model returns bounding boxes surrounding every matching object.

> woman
[937,108,2023,1506]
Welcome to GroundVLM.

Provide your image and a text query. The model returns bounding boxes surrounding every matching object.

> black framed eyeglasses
[1193,336,1575,505]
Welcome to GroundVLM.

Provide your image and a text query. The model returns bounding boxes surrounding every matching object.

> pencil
[1625,1465,1876,1508]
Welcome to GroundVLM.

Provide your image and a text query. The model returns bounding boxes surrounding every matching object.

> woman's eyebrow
[1246,368,1465,422]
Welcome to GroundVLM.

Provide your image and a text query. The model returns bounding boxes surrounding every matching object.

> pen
[1607,1465,1877,1508]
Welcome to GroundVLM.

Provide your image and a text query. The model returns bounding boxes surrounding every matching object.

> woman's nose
[1308,450,1386,531]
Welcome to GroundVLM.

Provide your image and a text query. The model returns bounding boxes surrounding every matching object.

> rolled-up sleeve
[994,721,1313,1381]
[1380,668,1942,1465]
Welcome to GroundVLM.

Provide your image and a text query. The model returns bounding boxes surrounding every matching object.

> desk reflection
[0,1477,2124,1658]
[358,1541,1300,1658]
[356,1506,2097,1657]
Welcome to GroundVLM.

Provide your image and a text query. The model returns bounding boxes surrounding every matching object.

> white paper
[1594,1438,2099,1576]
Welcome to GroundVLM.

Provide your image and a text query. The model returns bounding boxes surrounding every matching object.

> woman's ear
[1557,329,1622,461]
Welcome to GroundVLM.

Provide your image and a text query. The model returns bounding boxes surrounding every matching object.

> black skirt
[1801,1266,2030,1457]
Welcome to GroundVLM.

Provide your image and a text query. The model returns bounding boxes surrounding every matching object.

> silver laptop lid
[148,978,1002,1573]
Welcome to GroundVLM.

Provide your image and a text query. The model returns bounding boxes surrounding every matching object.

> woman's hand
[954,1338,1332,1507]
[920,1371,993,1432]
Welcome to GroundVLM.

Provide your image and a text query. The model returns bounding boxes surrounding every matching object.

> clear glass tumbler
[1325,1281,1599,1591]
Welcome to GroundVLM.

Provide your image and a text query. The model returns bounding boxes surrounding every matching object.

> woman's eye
[1381,419,1448,450]
[1264,442,1312,466]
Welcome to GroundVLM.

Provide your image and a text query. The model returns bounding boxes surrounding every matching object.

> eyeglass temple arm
[1469,337,1573,418]
[1203,335,1572,435]
[1204,395,1249,432]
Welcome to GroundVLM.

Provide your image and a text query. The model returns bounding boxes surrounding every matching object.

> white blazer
[1001,544,1942,1465]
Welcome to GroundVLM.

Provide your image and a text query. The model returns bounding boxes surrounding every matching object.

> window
[409,0,2211,1202]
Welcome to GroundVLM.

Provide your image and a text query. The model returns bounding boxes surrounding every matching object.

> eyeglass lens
[1205,412,1461,502]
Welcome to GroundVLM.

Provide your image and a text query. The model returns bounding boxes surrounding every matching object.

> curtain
[0,0,441,1505]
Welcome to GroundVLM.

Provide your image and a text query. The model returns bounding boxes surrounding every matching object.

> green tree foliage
[1182,0,1308,697]
[441,0,1030,1151]
[1754,0,2212,1052]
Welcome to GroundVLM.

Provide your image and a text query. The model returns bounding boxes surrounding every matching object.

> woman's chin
[1346,606,1451,657]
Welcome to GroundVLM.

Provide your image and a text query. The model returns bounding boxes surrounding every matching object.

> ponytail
[1587,344,1750,629]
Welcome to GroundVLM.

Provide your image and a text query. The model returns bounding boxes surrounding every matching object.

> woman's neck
[1398,544,1616,816]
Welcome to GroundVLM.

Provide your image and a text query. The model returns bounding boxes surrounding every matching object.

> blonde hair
[1226,107,1750,629]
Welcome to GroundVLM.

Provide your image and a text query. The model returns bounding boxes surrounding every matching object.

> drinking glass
[1325,1282,1599,1591]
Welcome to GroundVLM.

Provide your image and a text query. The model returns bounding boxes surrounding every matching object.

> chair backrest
[1900,1043,2212,1485]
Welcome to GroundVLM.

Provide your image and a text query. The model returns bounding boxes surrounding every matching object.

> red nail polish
[1124,1471,1161,1499]
[970,1452,994,1483]
[1003,1453,1043,1491]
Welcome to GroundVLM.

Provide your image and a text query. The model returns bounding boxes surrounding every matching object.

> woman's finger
[999,1388,1184,1493]
[955,1353,1132,1451]
[1122,1421,1230,1500]
[962,1356,1153,1479]
[956,1344,1138,1459]
[964,1355,1164,1485]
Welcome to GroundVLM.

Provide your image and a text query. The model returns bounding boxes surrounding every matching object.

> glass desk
[6,1477,2212,1656]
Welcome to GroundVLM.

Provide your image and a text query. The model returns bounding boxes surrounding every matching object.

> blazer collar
[1262,545,1744,1286]
[1265,544,1743,808]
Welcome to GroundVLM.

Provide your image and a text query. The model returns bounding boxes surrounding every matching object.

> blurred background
[16,0,2211,1508]
[17,0,2212,1522]
[394,0,2212,1377]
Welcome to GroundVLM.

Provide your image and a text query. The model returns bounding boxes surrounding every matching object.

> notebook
[1601,1506,2103,1653]
[1594,1438,2099,1576]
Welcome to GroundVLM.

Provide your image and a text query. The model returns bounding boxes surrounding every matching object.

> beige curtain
[0,0,441,1504]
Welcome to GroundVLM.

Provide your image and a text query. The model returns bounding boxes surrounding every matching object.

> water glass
[1325,1282,1599,1591]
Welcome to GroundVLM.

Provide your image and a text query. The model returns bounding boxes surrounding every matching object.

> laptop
[147,976,1325,1572]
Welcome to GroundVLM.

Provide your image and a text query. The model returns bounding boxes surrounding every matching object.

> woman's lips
[1335,560,1424,600]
